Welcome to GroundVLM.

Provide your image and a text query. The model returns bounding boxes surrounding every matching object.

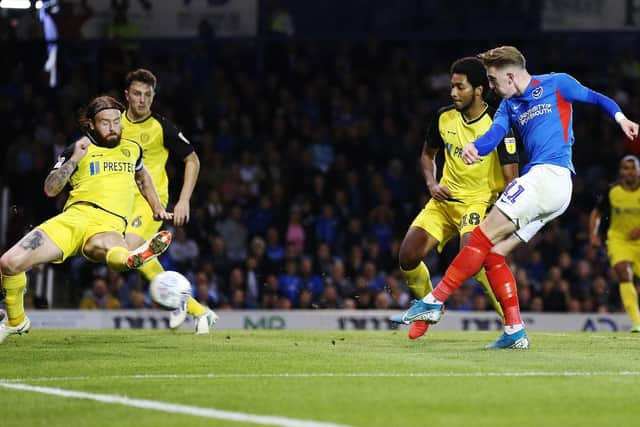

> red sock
[432,227,493,301]
[484,252,521,326]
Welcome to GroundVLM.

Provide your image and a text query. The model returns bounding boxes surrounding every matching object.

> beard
[454,99,472,113]
[92,130,121,148]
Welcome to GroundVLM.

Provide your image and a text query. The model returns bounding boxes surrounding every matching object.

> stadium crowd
[2,16,640,314]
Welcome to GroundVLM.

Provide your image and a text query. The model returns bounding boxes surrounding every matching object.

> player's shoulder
[608,180,623,193]
[434,104,457,124]
[485,104,498,119]
[121,137,143,152]
[151,112,177,128]
[544,72,578,85]
[436,104,456,117]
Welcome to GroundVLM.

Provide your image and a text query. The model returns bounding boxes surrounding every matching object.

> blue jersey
[473,73,622,174]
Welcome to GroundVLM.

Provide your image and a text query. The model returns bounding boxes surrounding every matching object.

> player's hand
[173,199,190,226]
[71,136,90,161]
[462,143,481,165]
[589,234,601,248]
[620,118,639,141]
[428,183,452,201]
[629,228,640,241]
[153,209,174,221]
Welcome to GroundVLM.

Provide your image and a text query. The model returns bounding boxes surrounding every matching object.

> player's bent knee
[398,245,421,270]
[0,252,27,276]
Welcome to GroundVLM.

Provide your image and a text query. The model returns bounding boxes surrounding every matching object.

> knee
[398,243,421,270]
[483,252,506,271]
[0,252,25,276]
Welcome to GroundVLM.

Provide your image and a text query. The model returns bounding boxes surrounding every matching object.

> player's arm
[496,131,520,185]
[43,136,89,197]
[133,152,173,221]
[422,112,451,201]
[159,116,199,226]
[556,73,639,140]
[175,151,200,226]
[588,193,607,247]
[463,101,510,164]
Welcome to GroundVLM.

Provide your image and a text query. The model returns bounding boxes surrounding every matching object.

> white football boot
[0,315,31,344]
[194,309,219,334]
[169,299,188,329]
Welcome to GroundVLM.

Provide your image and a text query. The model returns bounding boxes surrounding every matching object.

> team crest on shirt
[120,148,131,158]
[532,86,543,99]
[504,137,517,154]
[131,216,142,228]
[140,133,150,143]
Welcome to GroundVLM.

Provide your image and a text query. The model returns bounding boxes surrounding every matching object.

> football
[149,271,192,310]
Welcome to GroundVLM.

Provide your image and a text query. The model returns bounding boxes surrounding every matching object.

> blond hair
[477,46,526,69]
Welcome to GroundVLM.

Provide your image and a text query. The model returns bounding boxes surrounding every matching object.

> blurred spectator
[168,227,200,274]
[216,205,248,263]
[79,277,121,310]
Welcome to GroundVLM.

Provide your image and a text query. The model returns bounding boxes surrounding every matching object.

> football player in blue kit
[397,46,639,349]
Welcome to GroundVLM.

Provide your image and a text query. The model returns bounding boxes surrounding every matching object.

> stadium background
[1,0,640,318]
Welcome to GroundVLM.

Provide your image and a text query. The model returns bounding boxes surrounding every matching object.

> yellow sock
[138,259,164,281]
[106,246,130,272]
[474,269,505,319]
[620,282,640,325]
[401,262,432,299]
[3,272,27,326]
[186,297,207,316]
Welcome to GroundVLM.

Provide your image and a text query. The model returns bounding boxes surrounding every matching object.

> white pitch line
[2,371,640,384]
[0,382,351,427]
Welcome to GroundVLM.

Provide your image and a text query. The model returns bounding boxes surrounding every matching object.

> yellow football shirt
[121,111,194,206]
[598,182,640,242]
[54,137,143,221]
[426,104,518,204]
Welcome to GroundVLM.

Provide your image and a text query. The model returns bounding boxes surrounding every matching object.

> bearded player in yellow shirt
[121,68,217,334]
[0,95,172,343]
[393,57,519,339]
[590,155,640,332]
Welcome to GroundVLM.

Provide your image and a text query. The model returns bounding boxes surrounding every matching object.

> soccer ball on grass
[149,271,192,310]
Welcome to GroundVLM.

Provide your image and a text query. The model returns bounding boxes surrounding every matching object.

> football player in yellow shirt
[396,57,519,339]
[0,95,172,343]
[121,68,217,334]
[589,155,640,332]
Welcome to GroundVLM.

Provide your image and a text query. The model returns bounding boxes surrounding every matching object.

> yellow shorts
[124,196,162,240]
[410,199,490,252]
[607,239,640,276]
[38,203,126,263]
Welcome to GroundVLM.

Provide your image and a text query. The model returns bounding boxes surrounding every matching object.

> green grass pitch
[1,330,640,427]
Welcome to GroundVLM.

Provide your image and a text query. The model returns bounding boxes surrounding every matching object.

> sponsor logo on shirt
[518,103,553,126]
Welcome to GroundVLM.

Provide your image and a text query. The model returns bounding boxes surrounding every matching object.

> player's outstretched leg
[126,230,172,269]
[484,253,528,349]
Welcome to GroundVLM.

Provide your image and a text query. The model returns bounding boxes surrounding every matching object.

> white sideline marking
[0,382,350,427]
[2,371,640,384]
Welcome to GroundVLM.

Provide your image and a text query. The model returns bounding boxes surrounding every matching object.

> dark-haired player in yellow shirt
[590,155,640,332]
[122,68,217,334]
[0,95,172,343]
[395,57,519,339]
